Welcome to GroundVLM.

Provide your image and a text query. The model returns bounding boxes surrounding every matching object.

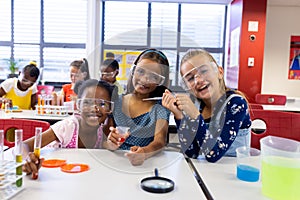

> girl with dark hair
[22,79,115,178]
[0,61,40,110]
[100,59,124,95]
[60,58,90,102]
[106,49,171,166]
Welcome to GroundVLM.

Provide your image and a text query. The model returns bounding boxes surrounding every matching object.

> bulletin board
[289,36,300,80]
[103,50,140,81]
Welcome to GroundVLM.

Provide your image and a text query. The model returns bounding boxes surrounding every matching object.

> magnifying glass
[140,168,175,193]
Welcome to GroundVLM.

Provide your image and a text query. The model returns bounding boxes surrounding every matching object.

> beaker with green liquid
[260,136,300,200]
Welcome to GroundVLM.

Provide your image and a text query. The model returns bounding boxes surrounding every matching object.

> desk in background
[1,110,178,128]
[262,104,300,112]
[190,157,270,200]
[261,97,300,112]
[0,110,70,125]
[5,149,206,200]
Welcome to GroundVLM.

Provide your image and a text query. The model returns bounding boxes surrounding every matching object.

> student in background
[106,52,115,59]
[22,79,115,178]
[106,49,170,166]
[60,58,90,102]
[162,49,251,162]
[100,59,124,95]
[0,61,40,110]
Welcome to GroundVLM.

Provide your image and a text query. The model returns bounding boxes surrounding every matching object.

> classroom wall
[263,4,300,97]
[226,0,267,103]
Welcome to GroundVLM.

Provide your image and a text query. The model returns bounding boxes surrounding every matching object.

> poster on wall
[103,50,140,82]
[289,36,300,80]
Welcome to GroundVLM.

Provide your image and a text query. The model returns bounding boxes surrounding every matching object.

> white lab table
[0,110,70,122]
[190,156,270,200]
[5,148,206,200]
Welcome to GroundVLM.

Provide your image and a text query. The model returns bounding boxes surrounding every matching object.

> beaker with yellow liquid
[260,136,300,200]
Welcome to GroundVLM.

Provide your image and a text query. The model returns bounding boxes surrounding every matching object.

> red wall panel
[227,0,267,103]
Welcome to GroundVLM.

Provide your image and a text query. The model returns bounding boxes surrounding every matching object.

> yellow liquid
[16,154,22,187]
[262,157,300,200]
[34,148,40,157]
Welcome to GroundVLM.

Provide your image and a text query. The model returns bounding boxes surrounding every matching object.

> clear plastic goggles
[70,72,82,78]
[99,71,116,78]
[76,98,114,113]
[180,63,216,90]
[133,65,165,86]
[18,74,36,85]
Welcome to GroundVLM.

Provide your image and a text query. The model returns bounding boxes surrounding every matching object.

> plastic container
[260,136,300,200]
[236,146,260,182]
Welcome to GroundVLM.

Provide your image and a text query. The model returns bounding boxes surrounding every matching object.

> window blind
[44,0,87,43]
[181,4,225,48]
[43,0,87,82]
[151,3,178,48]
[0,0,11,41]
[104,1,148,46]
[103,1,226,87]
[0,0,87,83]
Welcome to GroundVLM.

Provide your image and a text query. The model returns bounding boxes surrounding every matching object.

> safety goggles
[99,71,116,78]
[18,74,36,85]
[133,65,165,86]
[180,63,216,90]
[76,98,114,113]
[70,72,82,78]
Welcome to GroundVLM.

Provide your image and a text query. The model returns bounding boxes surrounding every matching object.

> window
[43,0,87,82]
[102,1,227,88]
[0,0,87,83]
[181,4,225,48]
[104,1,148,46]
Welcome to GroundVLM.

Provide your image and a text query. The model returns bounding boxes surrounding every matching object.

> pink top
[51,114,103,148]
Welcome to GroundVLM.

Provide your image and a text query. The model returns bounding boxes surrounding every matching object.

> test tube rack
[0,160,25,199]
[36,105,68,116]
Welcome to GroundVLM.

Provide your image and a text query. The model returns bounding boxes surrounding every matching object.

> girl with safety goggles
[162,49,251,163]
[107,49,171,166]
[22,79,115,178]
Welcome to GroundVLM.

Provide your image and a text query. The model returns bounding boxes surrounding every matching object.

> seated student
[0,61,40,110]
[100,59,124,95]
[60,58,90,102]
[22,79,115,178]
[162,49,251,162]
[106,52,115,60]
[106,49,171,166]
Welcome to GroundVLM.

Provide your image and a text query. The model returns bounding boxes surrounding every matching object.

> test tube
[34,127,42,157]
[37,95,41,114]
[0,130,4,163]
[41,95,45,114]
[15,129,23,187]
[33,127,42,179]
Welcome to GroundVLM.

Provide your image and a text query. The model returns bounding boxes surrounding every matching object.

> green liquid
[16,154,22,187]
[262,157,300,200]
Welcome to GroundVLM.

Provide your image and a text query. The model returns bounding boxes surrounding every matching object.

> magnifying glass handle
[154,168,158,177]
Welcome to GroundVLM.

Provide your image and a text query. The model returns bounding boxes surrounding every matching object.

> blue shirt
[175,91,252,162]
[113,95,170,150]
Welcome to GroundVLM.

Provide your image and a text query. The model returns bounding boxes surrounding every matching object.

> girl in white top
[22,79,115,178]
[0,61,40,110]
